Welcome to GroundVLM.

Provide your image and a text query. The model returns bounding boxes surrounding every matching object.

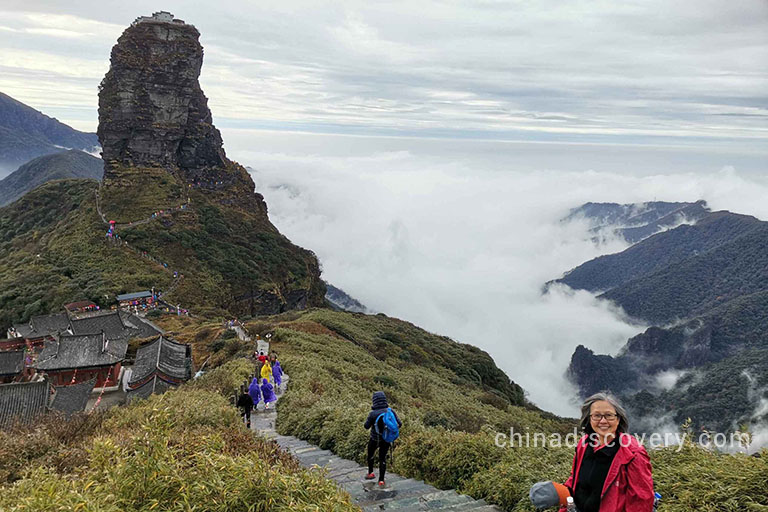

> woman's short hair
[579,392,629,435]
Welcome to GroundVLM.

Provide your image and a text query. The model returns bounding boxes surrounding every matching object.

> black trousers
[241,408,251,427]
[367,438,390,481]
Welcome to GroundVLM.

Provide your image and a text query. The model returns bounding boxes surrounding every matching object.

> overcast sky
[1,1,766,154]
[2,2,768,416]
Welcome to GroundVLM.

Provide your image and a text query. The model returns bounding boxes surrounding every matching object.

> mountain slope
[557,211,765,315]
[0,179,173,329]
[564,200,709,244]
[0,92,98,175]
[325,283,369,313]
[560,208,768,432]
[0,150,103,207]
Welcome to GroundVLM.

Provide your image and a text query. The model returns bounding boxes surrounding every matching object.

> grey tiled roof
[116,291,153,301]
[0,380,49,427]
[12,312,69,339]
[126,376,175,402]
[120,311,162,339]
[50,378,96,416]
[10,324,34,338]
[69,311,127,339]
[129,336,192,385]
[30,312,70,335]
[35,334,128,371]
[0,350,24,376]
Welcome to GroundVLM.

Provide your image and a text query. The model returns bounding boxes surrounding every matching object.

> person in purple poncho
[261,378,277,410]
[272,359,283,390]
[248,376,261,409]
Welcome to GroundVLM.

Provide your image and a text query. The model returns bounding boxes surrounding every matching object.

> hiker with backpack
[363,391,402,487]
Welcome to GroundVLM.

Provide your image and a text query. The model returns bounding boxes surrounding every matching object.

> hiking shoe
[364,473,375,480]
[378,480,386,487]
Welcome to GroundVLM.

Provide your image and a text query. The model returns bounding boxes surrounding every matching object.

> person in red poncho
[559,392,655,512]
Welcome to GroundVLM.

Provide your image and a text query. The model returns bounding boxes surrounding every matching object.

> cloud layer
[239,132,768,415]
[0,1,766,152]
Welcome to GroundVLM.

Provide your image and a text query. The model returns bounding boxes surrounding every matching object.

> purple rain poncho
[261,378,277,403]
[273,361,283,386]
[248,378,262,406]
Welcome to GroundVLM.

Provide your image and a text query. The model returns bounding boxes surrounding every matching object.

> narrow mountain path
[251,381,502,511]
[95,183,192,314]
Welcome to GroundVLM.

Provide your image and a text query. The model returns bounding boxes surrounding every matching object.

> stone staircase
[251,403,502,511]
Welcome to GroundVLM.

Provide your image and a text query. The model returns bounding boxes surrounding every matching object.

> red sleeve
[625,447,655,512]
[558,448,577,512]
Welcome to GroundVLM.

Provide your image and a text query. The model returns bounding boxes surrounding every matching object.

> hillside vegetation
[0,179,171,329]
[153,309,768,512]
[0,170,327,331]
[0,359,358,511]
[100,164,326,315]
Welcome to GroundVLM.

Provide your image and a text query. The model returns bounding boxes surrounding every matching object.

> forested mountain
[0,150,103,206]
[0,92,98,176]
[561,208,768,433]
[325,283,369,313]
[557,211,765,317]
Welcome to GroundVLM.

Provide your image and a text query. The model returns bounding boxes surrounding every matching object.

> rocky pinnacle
[98,18,228,181]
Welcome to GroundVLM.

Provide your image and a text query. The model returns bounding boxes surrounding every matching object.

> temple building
[127,336,192,401]
[34,333,128,388]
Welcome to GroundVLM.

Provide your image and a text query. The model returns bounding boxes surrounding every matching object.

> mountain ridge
[0,91,98,176]
[0,150,103,207]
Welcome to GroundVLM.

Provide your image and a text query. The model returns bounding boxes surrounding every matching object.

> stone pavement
[251,391,502,511]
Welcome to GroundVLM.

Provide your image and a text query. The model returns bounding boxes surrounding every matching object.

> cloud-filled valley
[239,133,768,416]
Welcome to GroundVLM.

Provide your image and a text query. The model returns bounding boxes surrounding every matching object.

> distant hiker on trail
[248,376,262,409]
[364,391,401,487]
[531,392,655,512]
[272,358,283,390]
[261,378,277,410]
[236,384,252,428]
[260,359,273,383]
[257,351,268,363]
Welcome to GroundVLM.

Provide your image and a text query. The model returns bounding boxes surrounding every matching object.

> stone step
[448,503,504,512]
[362,489,475,511]
[417,490,475,509]
[326,463,366,479]
[353,478,437,505]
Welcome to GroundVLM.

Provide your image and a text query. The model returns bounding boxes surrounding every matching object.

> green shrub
[189,358,254,397]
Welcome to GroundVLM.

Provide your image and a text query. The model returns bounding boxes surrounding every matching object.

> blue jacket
[364,391,402,442]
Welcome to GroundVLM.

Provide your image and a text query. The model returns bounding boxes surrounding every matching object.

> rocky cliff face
[96,15,325,315]
[98,20,226,177]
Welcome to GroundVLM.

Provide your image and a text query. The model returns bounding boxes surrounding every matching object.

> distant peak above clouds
[564,200,710,245]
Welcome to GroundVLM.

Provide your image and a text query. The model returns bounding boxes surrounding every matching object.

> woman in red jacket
[560,392,655,512]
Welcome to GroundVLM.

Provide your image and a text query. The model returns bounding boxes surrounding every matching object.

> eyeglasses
[590,413,618,421]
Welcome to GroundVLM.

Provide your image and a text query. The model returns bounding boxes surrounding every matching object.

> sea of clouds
[230,131,768,418]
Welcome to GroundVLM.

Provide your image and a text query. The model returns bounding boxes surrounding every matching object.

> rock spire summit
[97,13,228,182]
